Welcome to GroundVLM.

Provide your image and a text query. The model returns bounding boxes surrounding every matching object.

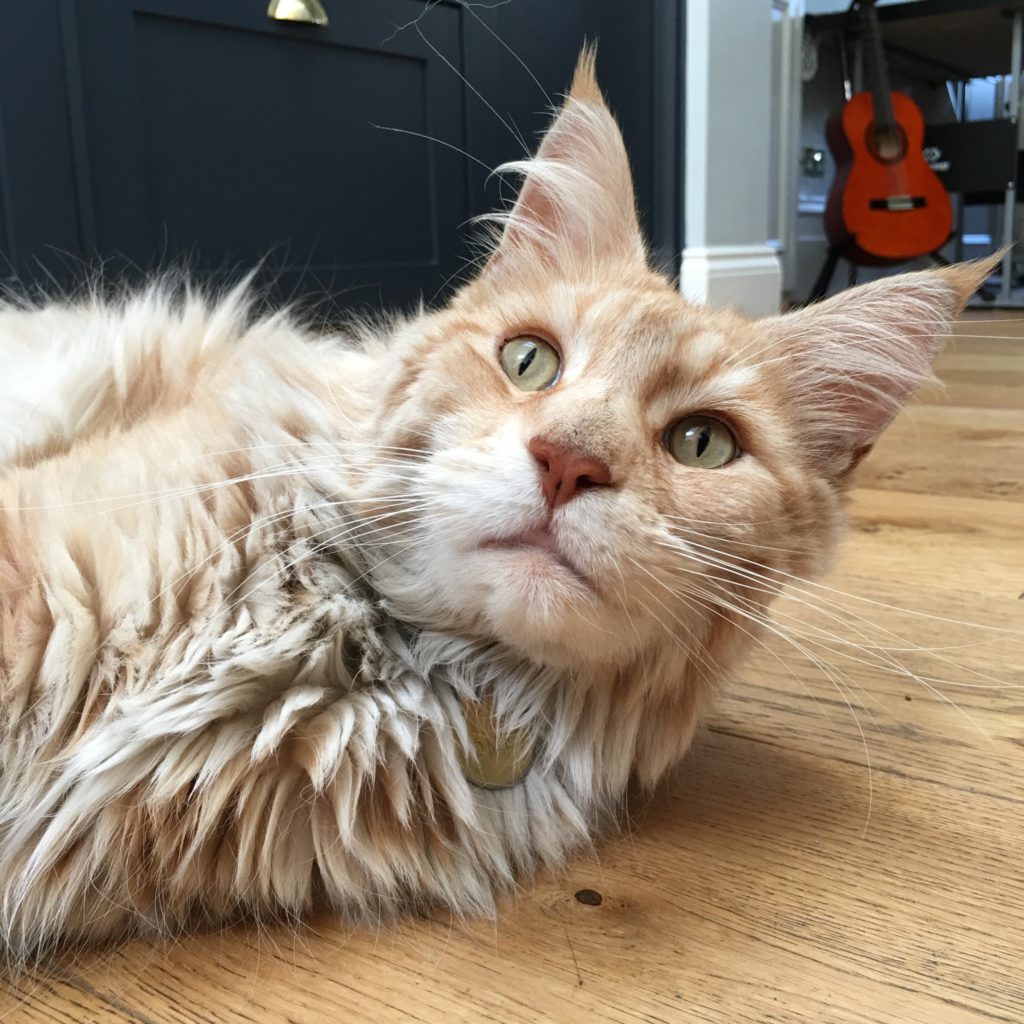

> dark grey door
[0,0,684,310]
[66,0,468,309]
[0,3,84,290]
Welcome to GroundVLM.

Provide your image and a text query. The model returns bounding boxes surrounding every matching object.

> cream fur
[0,53,990,961]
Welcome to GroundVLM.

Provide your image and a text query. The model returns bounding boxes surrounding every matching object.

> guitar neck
[860,0,896,127]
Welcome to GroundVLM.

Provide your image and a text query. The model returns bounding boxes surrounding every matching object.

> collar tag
[460,695,536,790]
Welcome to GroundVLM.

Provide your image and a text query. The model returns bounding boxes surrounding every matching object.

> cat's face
[362,52,984,674]
[369,274,836,672]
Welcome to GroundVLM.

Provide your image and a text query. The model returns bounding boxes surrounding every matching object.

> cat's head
[363,51,989,677]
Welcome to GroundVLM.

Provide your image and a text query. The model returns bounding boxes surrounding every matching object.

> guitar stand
[802,244,986,306]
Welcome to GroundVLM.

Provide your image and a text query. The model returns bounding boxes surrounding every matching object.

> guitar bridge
[869,196,926,212]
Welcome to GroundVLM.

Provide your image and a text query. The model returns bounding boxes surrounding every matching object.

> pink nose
[528,437,612,511]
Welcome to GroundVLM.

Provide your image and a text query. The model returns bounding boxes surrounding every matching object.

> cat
[0,50,992,961]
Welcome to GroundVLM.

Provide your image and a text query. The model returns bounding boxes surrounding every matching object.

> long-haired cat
[0,52,992,961]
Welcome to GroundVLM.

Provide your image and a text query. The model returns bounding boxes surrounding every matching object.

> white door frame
[680,0,784,316]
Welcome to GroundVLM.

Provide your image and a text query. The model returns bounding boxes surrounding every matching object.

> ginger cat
[0,51,990,960]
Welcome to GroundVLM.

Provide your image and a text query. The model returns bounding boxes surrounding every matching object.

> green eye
[665,415,739,469]
[499,336,560,391]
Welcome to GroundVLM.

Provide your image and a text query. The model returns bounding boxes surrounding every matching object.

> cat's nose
[528,436,612,511]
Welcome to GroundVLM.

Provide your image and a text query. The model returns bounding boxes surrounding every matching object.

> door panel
[70,0,467,308]
[0,2,83,286]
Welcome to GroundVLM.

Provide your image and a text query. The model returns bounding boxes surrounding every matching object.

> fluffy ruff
[0,284,707,959]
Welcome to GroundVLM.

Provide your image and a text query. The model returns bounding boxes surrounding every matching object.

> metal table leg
[999,11,1022,304]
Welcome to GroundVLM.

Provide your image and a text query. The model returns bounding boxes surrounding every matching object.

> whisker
[625,557,731,683]
[656,532,1024,638]
[149,492,444,612]
[644,560,879,825]
[656,541,998,736]
[656,537,1016,699]
[460,2,550,103]
[200,503,450,623]
[10,450,428,518]
[413,23,529,155]
[944,332,1024,339]
[664,519,804,557]
[370,124,496,175]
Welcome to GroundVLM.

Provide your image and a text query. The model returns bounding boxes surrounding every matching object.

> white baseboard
[679,243,783,316]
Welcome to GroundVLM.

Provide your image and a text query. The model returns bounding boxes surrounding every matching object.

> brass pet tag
[459,694,536,790]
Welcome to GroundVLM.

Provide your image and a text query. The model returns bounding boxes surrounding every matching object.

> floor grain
[3,320,1022,1024]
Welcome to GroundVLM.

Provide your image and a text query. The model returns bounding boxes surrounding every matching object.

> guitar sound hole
[866,122,908,165]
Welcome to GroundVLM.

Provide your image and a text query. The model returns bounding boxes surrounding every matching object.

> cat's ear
[766,255,997,476]
[479,47,647,281]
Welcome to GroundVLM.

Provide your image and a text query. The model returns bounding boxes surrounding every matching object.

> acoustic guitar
[824,0,952,264]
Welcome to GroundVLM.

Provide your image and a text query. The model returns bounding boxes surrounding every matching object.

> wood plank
[8,731,1020,1024]
[855,406,1024,502]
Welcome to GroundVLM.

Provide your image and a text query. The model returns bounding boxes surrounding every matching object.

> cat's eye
[664,415,739,469]
[499,336,561,391]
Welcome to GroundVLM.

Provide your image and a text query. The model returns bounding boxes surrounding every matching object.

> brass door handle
[267,0,328,26]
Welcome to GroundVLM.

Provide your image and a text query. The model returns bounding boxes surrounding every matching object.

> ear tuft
[476,45,647,283]
[569,44,602,105]
[934,249,1003,306]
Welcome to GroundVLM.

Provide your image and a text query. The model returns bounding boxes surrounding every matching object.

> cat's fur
[0,53,991,960]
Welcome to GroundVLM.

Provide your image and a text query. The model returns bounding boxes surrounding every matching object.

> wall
[682,0,783,315]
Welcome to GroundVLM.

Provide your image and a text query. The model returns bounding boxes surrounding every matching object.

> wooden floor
[3,317,1022,1024]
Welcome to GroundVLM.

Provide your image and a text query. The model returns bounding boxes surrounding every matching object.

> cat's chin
[472,545,631,669]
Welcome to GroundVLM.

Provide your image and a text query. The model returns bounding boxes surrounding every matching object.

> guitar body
[825,91,952,264]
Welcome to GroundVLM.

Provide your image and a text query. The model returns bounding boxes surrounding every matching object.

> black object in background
[923,119,1018,205]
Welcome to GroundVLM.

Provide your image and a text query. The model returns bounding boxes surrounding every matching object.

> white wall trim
[770,0,805,296]
[682,0,782,316]
[680,243,783,317]
[683,0,712,252]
